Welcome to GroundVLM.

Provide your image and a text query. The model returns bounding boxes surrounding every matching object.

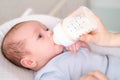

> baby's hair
[1,22,30,69]
[2,40,25,67]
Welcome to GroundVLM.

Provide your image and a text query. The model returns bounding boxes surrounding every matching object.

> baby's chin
[53,41,64,53]
[56,45,64,54]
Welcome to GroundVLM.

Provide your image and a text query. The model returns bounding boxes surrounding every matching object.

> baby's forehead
[11,20,46,33]
[16,21,46,28]
[18,21,48,33]
[4,21,46,42]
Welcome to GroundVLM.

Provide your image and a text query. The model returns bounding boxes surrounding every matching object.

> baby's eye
[38,34,42,39]
[46,28,49,31]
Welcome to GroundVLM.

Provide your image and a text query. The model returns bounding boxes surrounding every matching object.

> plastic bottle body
[53,16,97,46]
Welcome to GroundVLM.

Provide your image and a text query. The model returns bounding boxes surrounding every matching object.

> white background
[0,0,120,31]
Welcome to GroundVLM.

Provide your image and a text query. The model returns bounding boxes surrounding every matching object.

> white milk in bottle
[53,7,97,46]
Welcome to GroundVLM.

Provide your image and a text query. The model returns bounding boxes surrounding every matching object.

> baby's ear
[20,57,37,69]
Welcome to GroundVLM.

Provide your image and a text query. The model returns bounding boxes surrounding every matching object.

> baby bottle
[53,7,97,46]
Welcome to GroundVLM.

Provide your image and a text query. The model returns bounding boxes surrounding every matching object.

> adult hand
[77,7,112,46]
[80,70,109,80]
[69,6,120,47]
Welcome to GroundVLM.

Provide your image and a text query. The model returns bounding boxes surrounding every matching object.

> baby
[2,20,85,69]
[0,7,119,80]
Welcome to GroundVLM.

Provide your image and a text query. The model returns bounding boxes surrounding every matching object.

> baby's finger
[65,47,70,51]
[73,42,81,53]
[65,46,75,53]
[71,44,77,53]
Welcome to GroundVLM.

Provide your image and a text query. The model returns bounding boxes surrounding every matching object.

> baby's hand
[80,70,109,80]
[65,40,90,53]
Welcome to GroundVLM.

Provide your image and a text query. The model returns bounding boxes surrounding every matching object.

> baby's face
[10,21,64,69]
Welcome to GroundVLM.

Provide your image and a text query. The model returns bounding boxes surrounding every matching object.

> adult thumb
[80,34,94,43]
